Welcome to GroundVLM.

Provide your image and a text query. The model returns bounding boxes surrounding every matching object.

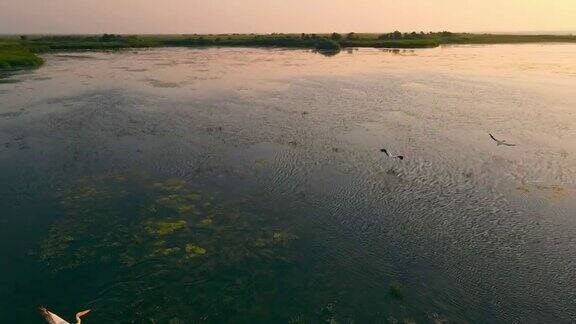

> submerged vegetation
[39,172,300,271]
[1,31,575,71]
[34,171,434,322]
[37,171,307,321]
[389,281,404,300]
[516,183,569,200]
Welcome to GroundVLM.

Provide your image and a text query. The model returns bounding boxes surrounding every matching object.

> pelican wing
[489,133,498,142]
[40,307,69,324]
[76,309,91,322]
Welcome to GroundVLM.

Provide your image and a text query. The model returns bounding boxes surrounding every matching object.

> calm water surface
[1,45,575,323]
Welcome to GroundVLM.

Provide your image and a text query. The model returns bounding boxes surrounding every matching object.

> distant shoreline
[2,32,576,71]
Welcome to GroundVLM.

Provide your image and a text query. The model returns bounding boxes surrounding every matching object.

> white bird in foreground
[489,133,516,146]
[40,307,91,324]
[380,148,404,160]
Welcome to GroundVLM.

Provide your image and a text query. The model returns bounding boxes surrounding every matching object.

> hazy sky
[1,0,575,34]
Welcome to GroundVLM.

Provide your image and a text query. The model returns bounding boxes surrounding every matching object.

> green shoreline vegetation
[1,31,576,71]
[0,47,44,70]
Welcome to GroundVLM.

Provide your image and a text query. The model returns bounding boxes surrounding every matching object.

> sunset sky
[1,0,575,34]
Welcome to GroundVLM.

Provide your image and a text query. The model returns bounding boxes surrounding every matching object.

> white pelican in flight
[40,307,91,324]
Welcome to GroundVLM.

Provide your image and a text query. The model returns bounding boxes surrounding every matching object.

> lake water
[1,45,575,323]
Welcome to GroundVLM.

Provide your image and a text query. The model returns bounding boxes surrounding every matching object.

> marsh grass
[1,32,575,71]
[0,47,44,70]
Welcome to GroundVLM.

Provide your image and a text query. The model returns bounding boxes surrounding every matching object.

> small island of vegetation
[0,47,44,70]
[1,31,576,71]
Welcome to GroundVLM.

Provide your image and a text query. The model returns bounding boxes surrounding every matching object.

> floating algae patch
[153,179,186,192]
[255,158,268,167]
[36,171,307,322]
[273,231,299,243]
[155,246,181,256]
[36,171,426,322]
[154,192,203,214]
[145,219,187,236]
[126,68,148,72]
[515,183,570,200]
[199,217,213,225]
[143,78,182,88]
[389,281,404,300]
[185,243,207,258]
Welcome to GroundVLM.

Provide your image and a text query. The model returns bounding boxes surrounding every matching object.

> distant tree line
[379,31,454,40]
[99,34,122,42]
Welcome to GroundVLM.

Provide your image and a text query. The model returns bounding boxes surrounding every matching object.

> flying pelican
[40,307,91,324]
[380,148,404,160]
[489,134,516,146]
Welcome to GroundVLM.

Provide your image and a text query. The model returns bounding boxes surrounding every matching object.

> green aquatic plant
[251,238,267,248]
[176,204,194,214]
[185,243,207,257]
[288,315,307,324]
[0,47,44,71]
[255,158,268,166]
[154,192,202,214]
[145,220,187,236]
[39,172,300,271]
[388,281,404,300]
[61,185,101,204]
[516,183,569,200]
[153,179,186,192]
[39,234,75,262]
[273,231,300,243]
[199,218,213,226]
[152,246,182,256]
[36,171,306,321]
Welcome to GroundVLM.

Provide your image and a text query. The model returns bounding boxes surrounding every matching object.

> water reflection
[1,45,576,323]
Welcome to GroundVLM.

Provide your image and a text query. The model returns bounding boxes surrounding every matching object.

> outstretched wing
[490,133,516,146]
[380,148,390,156]
[39,307,69,324]
[76,310,91,318]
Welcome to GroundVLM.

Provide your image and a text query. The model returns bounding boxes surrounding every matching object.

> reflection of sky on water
[1,44,576,323]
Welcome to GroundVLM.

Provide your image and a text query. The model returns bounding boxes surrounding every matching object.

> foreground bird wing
[40,307,69,324]
[76,309,91,321]
[489,133,498,142]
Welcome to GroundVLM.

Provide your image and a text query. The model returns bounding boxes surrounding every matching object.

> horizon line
[1,30,575,36]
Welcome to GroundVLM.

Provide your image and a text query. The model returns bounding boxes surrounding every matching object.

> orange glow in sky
[1,0,575,34]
